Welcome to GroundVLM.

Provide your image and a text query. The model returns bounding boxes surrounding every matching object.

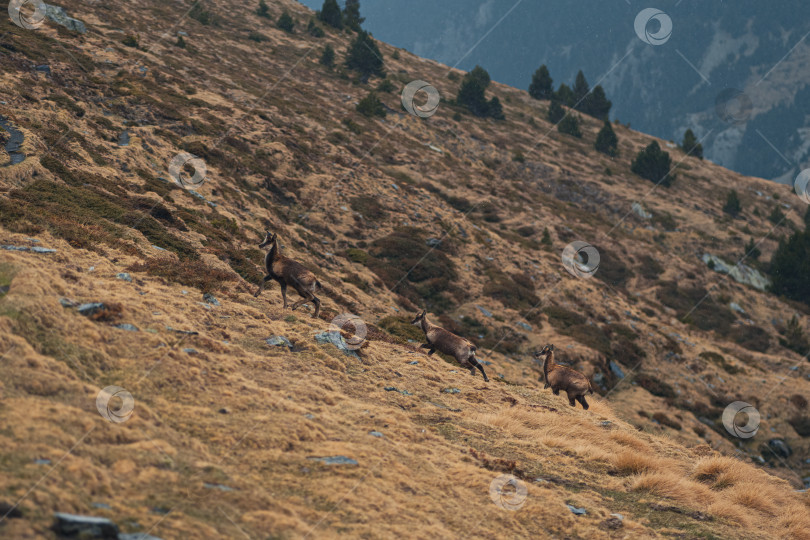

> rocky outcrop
[702,253,771,291]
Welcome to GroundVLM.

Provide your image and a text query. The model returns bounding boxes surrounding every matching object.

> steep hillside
[1,1,809,538]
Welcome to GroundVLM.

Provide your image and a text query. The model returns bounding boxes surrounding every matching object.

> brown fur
[254,231,321,318]
[537,344,593,409]
[411,310,489,382]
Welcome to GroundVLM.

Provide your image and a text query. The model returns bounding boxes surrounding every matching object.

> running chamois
[254,231,322,318]
[536,344,594,409]
[412,310,489,382]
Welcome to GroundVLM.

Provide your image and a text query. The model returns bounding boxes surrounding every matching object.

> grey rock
[202,293,220,306]
[567,504,587,516]
[35,64,51,75]
[118,131,130,147]
[119,534,163,540]
[182,348,198,354]
[308,456,358,466]
[702,253,770,291]
[114,324,139,332]
[78,303,106,317]
[34,458,51,465]
[203,483,234,492]
[631,202,652,220]
[1,244,56,253]
[384,386,412,396]
[116,273,132,282]
[91,502,111,510]
[425,237,442,247]
[44,4,87,34]
[407,360,419,365]
[266,336,293,348]
[314,331,358,357]
[767,438,791,459]
[515,321,532,331]
[442,388,460,394]
[52,512,118,538]
[608,361,625,379]
[369,431,384,438]
[475,305,493,318]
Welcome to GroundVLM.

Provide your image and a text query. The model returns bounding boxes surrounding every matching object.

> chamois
[411,310,489,382]
[536,344,593,409]
[254,231,322,318]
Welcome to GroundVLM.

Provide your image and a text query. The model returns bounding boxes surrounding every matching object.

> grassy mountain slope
[0,0,809,538]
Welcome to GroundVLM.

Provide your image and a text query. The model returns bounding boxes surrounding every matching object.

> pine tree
[572,70,590,108]
[594,120,618,156]
[770,230,810,304]
[256,0,270,18]
[547,100,565,124]
[343,0,364,31]
[745,238,761,260]
[528,65,553,100]
[681,129,703,159]
[723,190,741,217]
[583,85,611,119]
[320,44,335,67]
[487,96,505,120]
[456,66,492,117]
[631,141,674,187]
[554,83,574,107]
[318,0,342,29]
[345,30,384,80]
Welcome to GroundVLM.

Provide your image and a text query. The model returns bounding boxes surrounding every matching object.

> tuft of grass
[128,258,236,293]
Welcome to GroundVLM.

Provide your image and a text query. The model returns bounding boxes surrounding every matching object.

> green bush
[779,315,809,353]
[256,0,270,18]
[376,79,395,93]
[636,373,676,398]
[248,31,268,42]
[582,85,612,119]
[631,141,674,187]
[345,30,384,80]
[277,11,295,32]
[557,114,582,138]
[594,120,618,156]
[768,206,786,226]
[307,19,325,37]
[356,92,386,117]
[723,190,741,217]
[190,1,215,25]
[122,35,139,48]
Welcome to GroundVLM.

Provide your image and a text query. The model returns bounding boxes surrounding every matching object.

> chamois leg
[567,392,577,407]
[420,343,432,349]
[576,395,590,410]
[254,275,272,298]
[279,282,289,309]
[469,356,489,382]
[311,295,320,319]
[552,388,560,395]
[289,298,307,311]
[426,348,436,356]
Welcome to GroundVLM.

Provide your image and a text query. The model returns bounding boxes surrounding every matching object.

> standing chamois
[536,344,593,409]
[254,231,322,318]
[411,310,489,382]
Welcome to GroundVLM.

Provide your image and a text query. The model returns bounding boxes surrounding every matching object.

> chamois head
[259,231,277,249]
[535,344,555,359]
[411,309,427,326]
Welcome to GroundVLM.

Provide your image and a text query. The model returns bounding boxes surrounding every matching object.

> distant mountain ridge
[298,0,810,182]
